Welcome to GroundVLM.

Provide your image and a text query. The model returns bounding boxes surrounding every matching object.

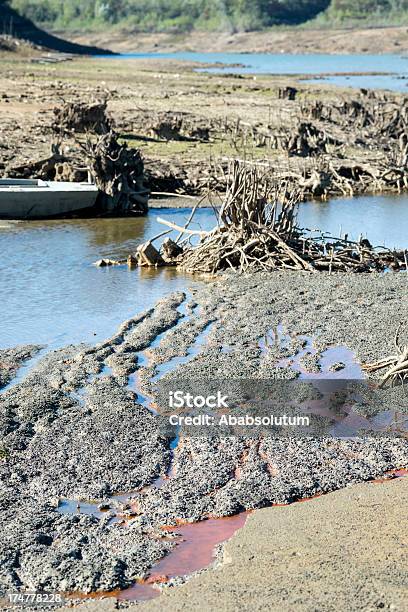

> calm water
[1,195,408,350]
[110,52,408,91]
[298,193,408,248]
[0,207,216,349]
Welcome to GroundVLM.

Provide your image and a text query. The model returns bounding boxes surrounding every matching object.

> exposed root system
[154,162,408,275]
[81,131,149,214]
[363,323,408,388]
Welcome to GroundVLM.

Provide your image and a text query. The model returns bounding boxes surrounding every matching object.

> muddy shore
[141,477,408,612]
[1,41,408,609]
[0,345,41,389]
[1,53,408,201]
[1,270,407,603]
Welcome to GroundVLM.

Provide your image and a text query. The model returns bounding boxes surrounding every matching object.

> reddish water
[370,467,408,484]
[65,466,408,606]
[63,317,406,607]
[65,513,248,604]
[118,513,249,601]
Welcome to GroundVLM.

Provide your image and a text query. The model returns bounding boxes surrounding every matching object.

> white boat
[0,179,99,219]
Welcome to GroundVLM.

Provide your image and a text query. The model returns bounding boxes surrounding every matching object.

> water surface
[109,52,408,91]
[2,194,408,350]
[0,207,216,349]
[298,193,408,248]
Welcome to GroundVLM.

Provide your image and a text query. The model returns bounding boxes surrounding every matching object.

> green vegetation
[5,0,408,32]
[7,0,330,32]
[314,0,408,25]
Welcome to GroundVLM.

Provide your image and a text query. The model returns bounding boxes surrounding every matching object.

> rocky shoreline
[1,270,407,603]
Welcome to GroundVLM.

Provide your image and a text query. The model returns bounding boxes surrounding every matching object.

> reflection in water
[1,193,408,350]
[0,208,217,349]
[298,193,408,249]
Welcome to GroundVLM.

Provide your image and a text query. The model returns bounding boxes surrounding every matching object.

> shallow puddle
[65,514,249,605]
[260,323,408,437]
[117,513,249,602]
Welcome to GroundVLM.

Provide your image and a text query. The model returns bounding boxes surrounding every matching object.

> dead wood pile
[286,122,340,157]
[148,114,183,141]
[300,95,408,150]
[278,86,297,100]
[363,323,408,388]
[145,112,210,142]
[82,131,149,214]
[52,101,110,135]
[156,162,408,275]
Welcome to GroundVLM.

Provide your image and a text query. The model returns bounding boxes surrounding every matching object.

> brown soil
[1,53,407,202]
[65,25,408,55]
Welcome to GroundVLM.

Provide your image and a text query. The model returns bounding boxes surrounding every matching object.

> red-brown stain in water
[117,512,249,601]
[371,467,408,484]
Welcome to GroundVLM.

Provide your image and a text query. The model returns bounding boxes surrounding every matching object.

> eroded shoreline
[1,270,407,605]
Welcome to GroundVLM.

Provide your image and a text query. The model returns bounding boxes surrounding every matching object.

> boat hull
[0,180,98,220]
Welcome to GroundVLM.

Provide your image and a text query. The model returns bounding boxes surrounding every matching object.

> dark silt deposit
[0,271,408,601]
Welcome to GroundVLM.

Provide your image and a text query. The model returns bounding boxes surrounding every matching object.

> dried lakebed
[1,271,408,603]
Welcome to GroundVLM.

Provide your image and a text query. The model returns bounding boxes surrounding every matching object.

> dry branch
[171,162,408,275]
[363,322,408,388]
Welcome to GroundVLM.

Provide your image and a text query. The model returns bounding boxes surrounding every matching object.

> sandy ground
[142,476,408,612]
[66,25,408,55]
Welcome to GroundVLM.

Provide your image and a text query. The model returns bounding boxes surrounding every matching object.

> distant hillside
[316,0,408,25]
[0,0,113,53]
[9,0,408,33]
[8,1,331,33]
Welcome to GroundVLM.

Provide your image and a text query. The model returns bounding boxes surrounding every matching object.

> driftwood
[161,238,183,262]
[363,323,408,388]
[4,151,66,179]
[278,86,297,101]
[52,101,110,135]
[146,112,210,142]
[153,162,408,275]
[82,131,149,214]
[140,94,408,198]
[136,242,164,266]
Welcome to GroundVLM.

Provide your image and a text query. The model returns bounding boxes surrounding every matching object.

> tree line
[6,1,330,31]
[4,0,407,31]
